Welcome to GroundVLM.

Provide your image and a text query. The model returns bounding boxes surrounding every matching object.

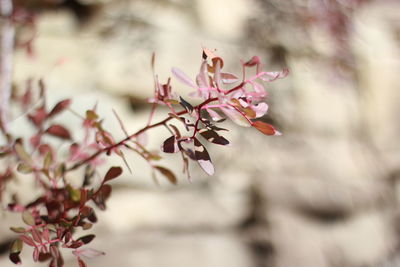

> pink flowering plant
[2,43,287,267]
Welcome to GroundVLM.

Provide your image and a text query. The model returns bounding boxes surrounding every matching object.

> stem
[66,81,246,172]
[0,0,14,134]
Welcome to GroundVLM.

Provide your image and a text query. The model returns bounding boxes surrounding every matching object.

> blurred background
[1,0,400,266]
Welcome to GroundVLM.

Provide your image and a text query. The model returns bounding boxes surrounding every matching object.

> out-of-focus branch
[0,0,14,134]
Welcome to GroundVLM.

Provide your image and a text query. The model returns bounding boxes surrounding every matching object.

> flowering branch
[2,47,288,267]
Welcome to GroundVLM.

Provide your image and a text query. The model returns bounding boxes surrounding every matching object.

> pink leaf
[244,56,260,67]
[73,248,105,259]
[221,72,239,84]
[252,103,269,118]
[251,81,267,97]
[19,235,35,247]
[48,99,71,117]
[196,60,209,88]
[33,247,39,262]
[214,59,222,88]
[220,107,251,127]
[259,68,289,82]
[171,67,196,88]
[46,125,71,140]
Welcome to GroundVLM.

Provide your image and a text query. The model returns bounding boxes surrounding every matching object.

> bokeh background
[1,0,400,266]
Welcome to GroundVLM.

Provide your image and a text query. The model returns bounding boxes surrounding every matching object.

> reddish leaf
[199,130,229,146]
[103,166,122,183]
[161,136,180,153]
[77,235,95,245]
[244,56,260,67]
[48,99,71,117]
[33,247,39,262]
[154,166,177,185]
[251,121,281,136]
[94,185,112,210]
[28,107,47,127]
[31,229,42,243]
[193,138,214,175]
[30,134,42,148]
[78,257,87,267]
[46,125,71,140]
[9,252,21,265]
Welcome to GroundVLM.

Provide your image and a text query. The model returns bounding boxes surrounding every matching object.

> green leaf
[17,163,33,174]
[86,110,99,120]
[43,151,52,170]
[10,239,23,254]
[14,143,32,164]
[66,185,81,202]
[22,211,35,226]
[10,227,25,234]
